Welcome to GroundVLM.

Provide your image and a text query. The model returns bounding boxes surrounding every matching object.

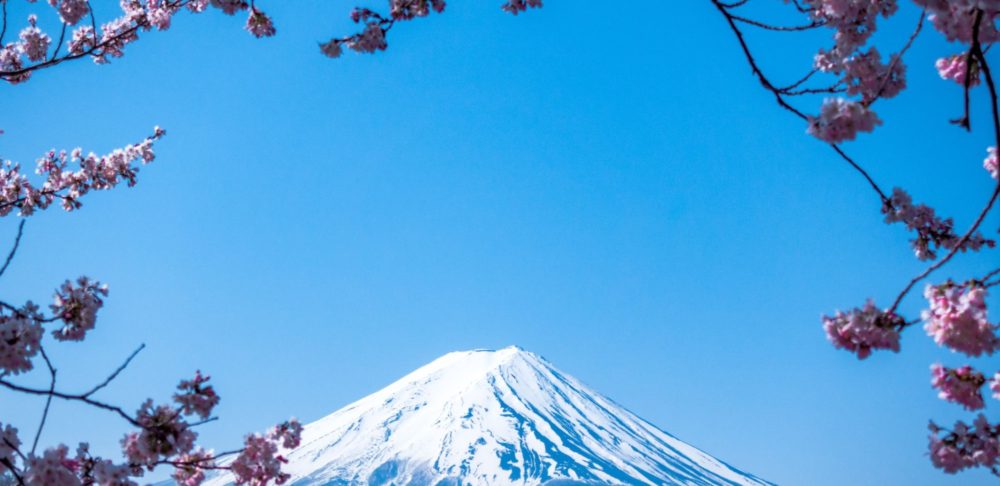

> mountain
[206,346,772,486]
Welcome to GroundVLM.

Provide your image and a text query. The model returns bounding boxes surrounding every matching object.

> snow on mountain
[206,346,772,486]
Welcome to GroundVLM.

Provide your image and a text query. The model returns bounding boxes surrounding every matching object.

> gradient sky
[2,1,999,485]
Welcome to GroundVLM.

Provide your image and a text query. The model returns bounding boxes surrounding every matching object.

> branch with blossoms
[0,0,542,84]
[0,130,303,485]
[711,0,1000,476]
[0,262,304,486]
[316,0,541,59]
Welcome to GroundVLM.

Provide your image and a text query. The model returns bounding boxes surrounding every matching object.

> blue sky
[2,1,999,484]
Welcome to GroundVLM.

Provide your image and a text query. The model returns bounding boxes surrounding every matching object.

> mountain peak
[207,348,771,485]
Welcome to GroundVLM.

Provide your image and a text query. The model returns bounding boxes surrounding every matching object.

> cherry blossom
[931,364,986,410]
[882,188,994,260]
[50,277,108,342]
[230,433,289,486]
[822,300,903,359]
[174,370,221,419]
[986,146,999,179]
[806,0,897,62]
[19,15,51,62]
[171,449,216,486]
[55,0,92,26]
[842,47,906,101]
[24,445,80,486]
[806,98,881,143]
[928,415,1000,474]
[923,283,1000,357]
[0,424,21,473]
[0,314,43,375]
[0,127,164,217]
[245,8,276,38]
[122,400,197,467]
[269,419,303,449]
[912,0,1000,44]
[936,53,979,86]
[502,0,543,16]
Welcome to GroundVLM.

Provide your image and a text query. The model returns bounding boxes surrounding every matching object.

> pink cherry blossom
[931,364,986,410]
[390,0,446,20]
[174,370,220,419]
[912,0,1000,44]
[230,433,289,486]
[936,53,979,86]
[0,424,21,473]
[807,98,881,143]
[245,8,276,38]
[269,419,303,449]
[122,400,196,467]
[882,188,994,260]
[19,15,51,62]
[55,0,91,26]
[806,0,897,61]
[842,47,906,101]
[50,277,108,342]
[502,0,543,15]
[24,445,81,486]
[209,0,249,16]
[348,22,388,54]
[822,300,903,359]
[0,43,30,84]
[68,26,96,55]
[923,283,1000,357]
[319,39,343,58]
[0,314,43,375]
[929,415,1000,474]
[985,146,999,179]
[172,449,215,486]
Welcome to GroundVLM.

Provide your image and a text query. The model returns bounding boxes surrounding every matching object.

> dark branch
[31,347,56,456]
[81,344,145,398]
[0,220,25,278]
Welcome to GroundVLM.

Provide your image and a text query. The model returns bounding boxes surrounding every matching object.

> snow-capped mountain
[207,346,772,486]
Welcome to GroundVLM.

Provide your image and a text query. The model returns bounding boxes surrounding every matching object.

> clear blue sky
[2,1,999,484]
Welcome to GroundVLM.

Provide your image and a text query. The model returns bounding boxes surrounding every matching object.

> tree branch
[81,344,145,398]
[30,347,56,456]
[0,220,25,278]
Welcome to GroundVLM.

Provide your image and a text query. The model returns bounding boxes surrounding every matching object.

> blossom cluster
[1,369,300,485]
[174,370,221,419]
[882,188,994,260]
[842,48,906,101]
[50,277,108,342]
[929,415,1000,474]
[806,98,881,143]
[931,364,986,410]
[1,0,277,84]
[502,0,543,15]
[0,127,164,217]
[806,0,897,63]
[822,300,903,359]
[936,53,980,86]
[922,282,999,357]
[912,0,1000,44]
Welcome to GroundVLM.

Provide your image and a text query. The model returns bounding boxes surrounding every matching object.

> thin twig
[868,10,925,106]
[31,347,56,455]
[81,344,145,398]
[0,379,140,427]
[0,219,25,278]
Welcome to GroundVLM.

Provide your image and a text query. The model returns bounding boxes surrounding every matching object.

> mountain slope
[207,346,772,486]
